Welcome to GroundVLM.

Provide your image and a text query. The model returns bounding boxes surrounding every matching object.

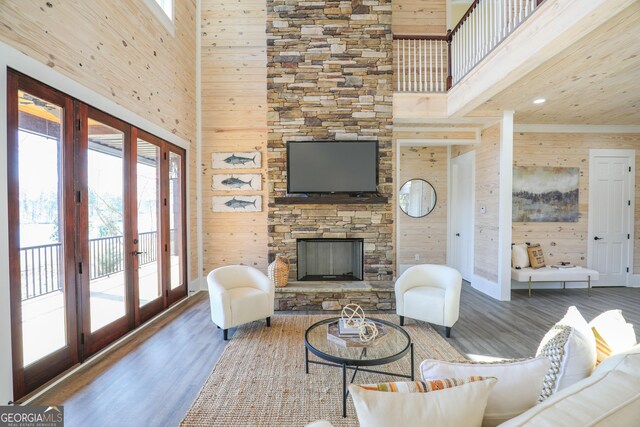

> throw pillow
[420,357,551,427]
[511,243,530,268]
[589,310,637,364]
[527,244,545,269]
[536,306,596,402]
[349,377,497,427]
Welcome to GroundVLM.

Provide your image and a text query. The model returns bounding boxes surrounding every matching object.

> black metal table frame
[304,317,414,417]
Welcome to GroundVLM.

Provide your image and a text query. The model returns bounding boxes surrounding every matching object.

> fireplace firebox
[296,238,364,281]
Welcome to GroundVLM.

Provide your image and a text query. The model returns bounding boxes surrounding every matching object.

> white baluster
[402,39,406,92]
[413,40,418,92]
[429,39,433,92]
[424,40,428,91]
[396,40,400,91]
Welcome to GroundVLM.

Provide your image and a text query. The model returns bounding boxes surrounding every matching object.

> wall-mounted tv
[287,141,378,194]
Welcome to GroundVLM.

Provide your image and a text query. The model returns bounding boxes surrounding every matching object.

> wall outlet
[480,206,486,214]
[414,254,420,261]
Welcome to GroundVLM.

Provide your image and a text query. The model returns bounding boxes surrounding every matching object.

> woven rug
[181,314,464,427]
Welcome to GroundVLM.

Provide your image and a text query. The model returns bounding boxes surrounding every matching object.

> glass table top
[305,317,411,365]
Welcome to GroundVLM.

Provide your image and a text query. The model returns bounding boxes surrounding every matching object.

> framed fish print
[212,151,262,169]
[212,173,262,191]
[212,195,262,212]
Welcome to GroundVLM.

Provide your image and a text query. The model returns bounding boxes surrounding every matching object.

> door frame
[448,149,475,281]
[78,105,134,357]
[587,149,635,286]
[7,70,80,399]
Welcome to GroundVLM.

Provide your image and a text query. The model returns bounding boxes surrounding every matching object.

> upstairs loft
[393,0,640,127]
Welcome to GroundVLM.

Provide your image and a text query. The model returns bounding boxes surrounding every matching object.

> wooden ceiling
[468,3,640,125]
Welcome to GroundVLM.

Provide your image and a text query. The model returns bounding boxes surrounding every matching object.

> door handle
[133,251,145,255]
[594,236,603,241]
[455,233,460,237]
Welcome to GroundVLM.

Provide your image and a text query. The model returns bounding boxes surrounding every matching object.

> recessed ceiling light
[533,98,546,105]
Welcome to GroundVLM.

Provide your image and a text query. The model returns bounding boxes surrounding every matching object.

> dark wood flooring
[31,284,640,426]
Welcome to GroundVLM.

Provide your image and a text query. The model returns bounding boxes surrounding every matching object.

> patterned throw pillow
[356,377,485,393]
[536,325,571,402]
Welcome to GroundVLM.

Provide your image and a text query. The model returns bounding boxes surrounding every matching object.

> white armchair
[395,264,462,338]
[207,265,275,340]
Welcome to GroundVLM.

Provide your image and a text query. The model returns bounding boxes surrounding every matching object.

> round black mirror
[399,179,437,218]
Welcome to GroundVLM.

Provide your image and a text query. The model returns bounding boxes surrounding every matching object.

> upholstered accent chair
[207,265,275,340]
[395,264,462,338]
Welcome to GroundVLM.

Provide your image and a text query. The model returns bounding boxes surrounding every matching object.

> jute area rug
[181,314,464,427]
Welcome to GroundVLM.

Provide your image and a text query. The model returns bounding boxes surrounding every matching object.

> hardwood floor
[30,284,640,426]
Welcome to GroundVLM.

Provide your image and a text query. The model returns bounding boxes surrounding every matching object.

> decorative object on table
[340,304,366,330]
[398,178,437,218]
[267,255,290,287]
[212,173,262,191]
[527,244,546,269]
[513,166,579,222]
[326,320,387,348]
[551,262,576,269]
[325,304,383,347]
[212,195,262,212]
[212,151,262,169]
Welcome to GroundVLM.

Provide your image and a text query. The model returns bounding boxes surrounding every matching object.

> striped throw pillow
[592,327,613,364]
[356,377,486,393]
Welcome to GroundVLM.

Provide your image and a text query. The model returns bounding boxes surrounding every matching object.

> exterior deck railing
[394,0,544,93]
[20,230,158,301]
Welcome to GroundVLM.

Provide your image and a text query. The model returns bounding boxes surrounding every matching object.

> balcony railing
[394,0,544,93]
[20,230,158,301]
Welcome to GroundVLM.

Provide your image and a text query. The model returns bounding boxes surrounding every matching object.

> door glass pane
[88,120,125,332]
[137,139,161,306]
[17,91,67,366]
[168,152,184,290]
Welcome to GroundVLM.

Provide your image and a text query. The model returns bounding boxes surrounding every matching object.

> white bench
[511,266,600,297]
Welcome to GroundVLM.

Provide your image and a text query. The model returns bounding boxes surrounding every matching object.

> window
[142,0,174,35]
[154,0,173,21]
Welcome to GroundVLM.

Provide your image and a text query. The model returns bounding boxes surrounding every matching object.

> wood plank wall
[512,132,640,270]
[200,0,268,274]
[473,124,500,282]
[398,146,448,265]
[393,0,447,35]
[0,0,198,281]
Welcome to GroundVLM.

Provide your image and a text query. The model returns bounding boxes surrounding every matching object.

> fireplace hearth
[297,238,364,281]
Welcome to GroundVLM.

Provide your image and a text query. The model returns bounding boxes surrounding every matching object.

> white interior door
[451,150,475,281]
[588,150,634,286]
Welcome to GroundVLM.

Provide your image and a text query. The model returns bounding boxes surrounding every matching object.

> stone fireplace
[267,0,394,283]
[297,238,364,281]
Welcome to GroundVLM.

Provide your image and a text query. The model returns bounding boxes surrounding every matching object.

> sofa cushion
[589,310,637,364]
[349,377,496,427]
[511,243,530,268]
[420,357,551,427]
[535,306,596,401]
[499,345,640,426]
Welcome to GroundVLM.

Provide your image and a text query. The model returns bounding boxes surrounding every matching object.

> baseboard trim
[471,274,502,300]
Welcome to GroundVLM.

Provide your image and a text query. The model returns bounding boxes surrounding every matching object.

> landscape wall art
[513,166,579,222]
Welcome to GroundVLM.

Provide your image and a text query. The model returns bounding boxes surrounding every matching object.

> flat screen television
[287,141,378,194]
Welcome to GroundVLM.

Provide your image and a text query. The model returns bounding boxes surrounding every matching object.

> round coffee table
[304,317,414,417]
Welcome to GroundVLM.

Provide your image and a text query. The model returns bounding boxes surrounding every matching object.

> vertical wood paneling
[398,146,448,265]
[393,0,447,35]
[474,124,500,282]
[200,0,268,274]
[0,0,198,281]
[512,132,640,270]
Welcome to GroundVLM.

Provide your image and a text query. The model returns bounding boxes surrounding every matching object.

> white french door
[588,149,634,286]
[450,150,475,281]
